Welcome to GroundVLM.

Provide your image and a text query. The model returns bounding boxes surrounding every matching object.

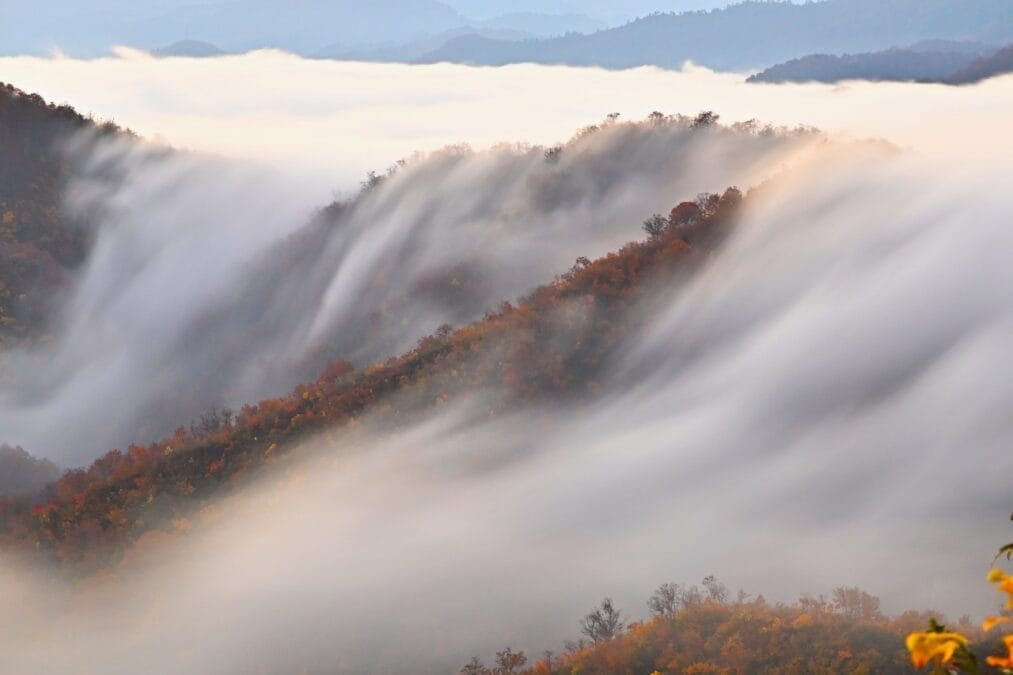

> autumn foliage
[0,82,122,347]
[0,184,743,571]
[521,589,976,675]
[462,581,994,675]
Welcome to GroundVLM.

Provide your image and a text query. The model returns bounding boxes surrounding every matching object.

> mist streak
[0,53,1010,674]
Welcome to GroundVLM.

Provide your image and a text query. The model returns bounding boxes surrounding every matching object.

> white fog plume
[1,51,1011,182]
[0,119,813,466]
[1,146,1011,675]
[0,53,1011,675]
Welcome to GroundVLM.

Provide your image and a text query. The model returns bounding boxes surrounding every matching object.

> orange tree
[905,521,1013,673]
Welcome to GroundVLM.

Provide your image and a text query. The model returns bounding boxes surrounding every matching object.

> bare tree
[798,593,830,614]
[681,584,704,607]
[359,170,384,193]
[642,213,667,237]
[459,656,487,675]
[494,647,527,674]
[563,638,587,654]
[647,582,682,617]
[703,575,729,603]
[580,597,625,643]
[189,406,234,438]
[692,110,720,128]
[832,586,881,620]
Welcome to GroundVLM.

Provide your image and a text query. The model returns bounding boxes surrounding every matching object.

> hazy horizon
[0,0,739,57]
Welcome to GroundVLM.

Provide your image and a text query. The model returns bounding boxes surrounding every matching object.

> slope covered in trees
[747,41,999,84]
[0,83,119,348]
[0,185,744,571]
[460,582,1000,674]
[946,44,1013,84]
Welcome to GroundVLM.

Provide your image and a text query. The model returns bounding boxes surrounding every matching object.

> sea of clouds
[0,51,1010,673]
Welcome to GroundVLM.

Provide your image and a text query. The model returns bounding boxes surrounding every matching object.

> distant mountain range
[445,0,729,23]
[313,27,529,63]
[153,39,226,57]
[9,0,469,55]
[0,0,693,57]
[747,40,1003,84]
[311,12,607,63]
[480,11,605,37]
[416,0,1013,71]
[5,0,1013,81]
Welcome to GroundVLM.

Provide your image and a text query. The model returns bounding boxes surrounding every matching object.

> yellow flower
[1002,581,1013,609]
[989,569,1013,609]
[983,615,1012,632]
[905,631,968,669]
[986,635,1013,669]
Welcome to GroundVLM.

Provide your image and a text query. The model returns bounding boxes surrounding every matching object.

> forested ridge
[748,41,1013,85]
[0,83,120,347]
[0,184,742,572]
[416,0,1013,71]
[946,44,1013,84]
[463,583,1005,674]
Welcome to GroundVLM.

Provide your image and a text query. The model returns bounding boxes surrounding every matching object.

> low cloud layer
[0,53,1010,673]
[0,117,812,466]
[3,147,1012,674]
[0,50,1010,189]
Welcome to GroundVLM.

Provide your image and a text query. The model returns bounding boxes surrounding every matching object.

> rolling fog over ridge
[1,54,1012,466]
[0,51,1011,673]
[0,118,810,465]
[1,117,1012,674]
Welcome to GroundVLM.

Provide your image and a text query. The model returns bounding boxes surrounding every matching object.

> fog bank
[0,53,1010,674]
[2,145,1013,673]
[0,51,1010,189]
[0,119,814,466]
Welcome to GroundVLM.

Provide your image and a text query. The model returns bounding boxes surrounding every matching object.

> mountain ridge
[0,83,123,348]
[747,40,1005,84]
[416,0,1013,71]
[0,138,746,569]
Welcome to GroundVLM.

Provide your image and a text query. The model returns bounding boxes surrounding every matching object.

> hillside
[0,83,120,348]
[416,0,1013,71]
[747,42,997,84]
[947,44,1013,83]
[479,586,1000,674]
[0,184,743,570]
[0,444,59,499]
